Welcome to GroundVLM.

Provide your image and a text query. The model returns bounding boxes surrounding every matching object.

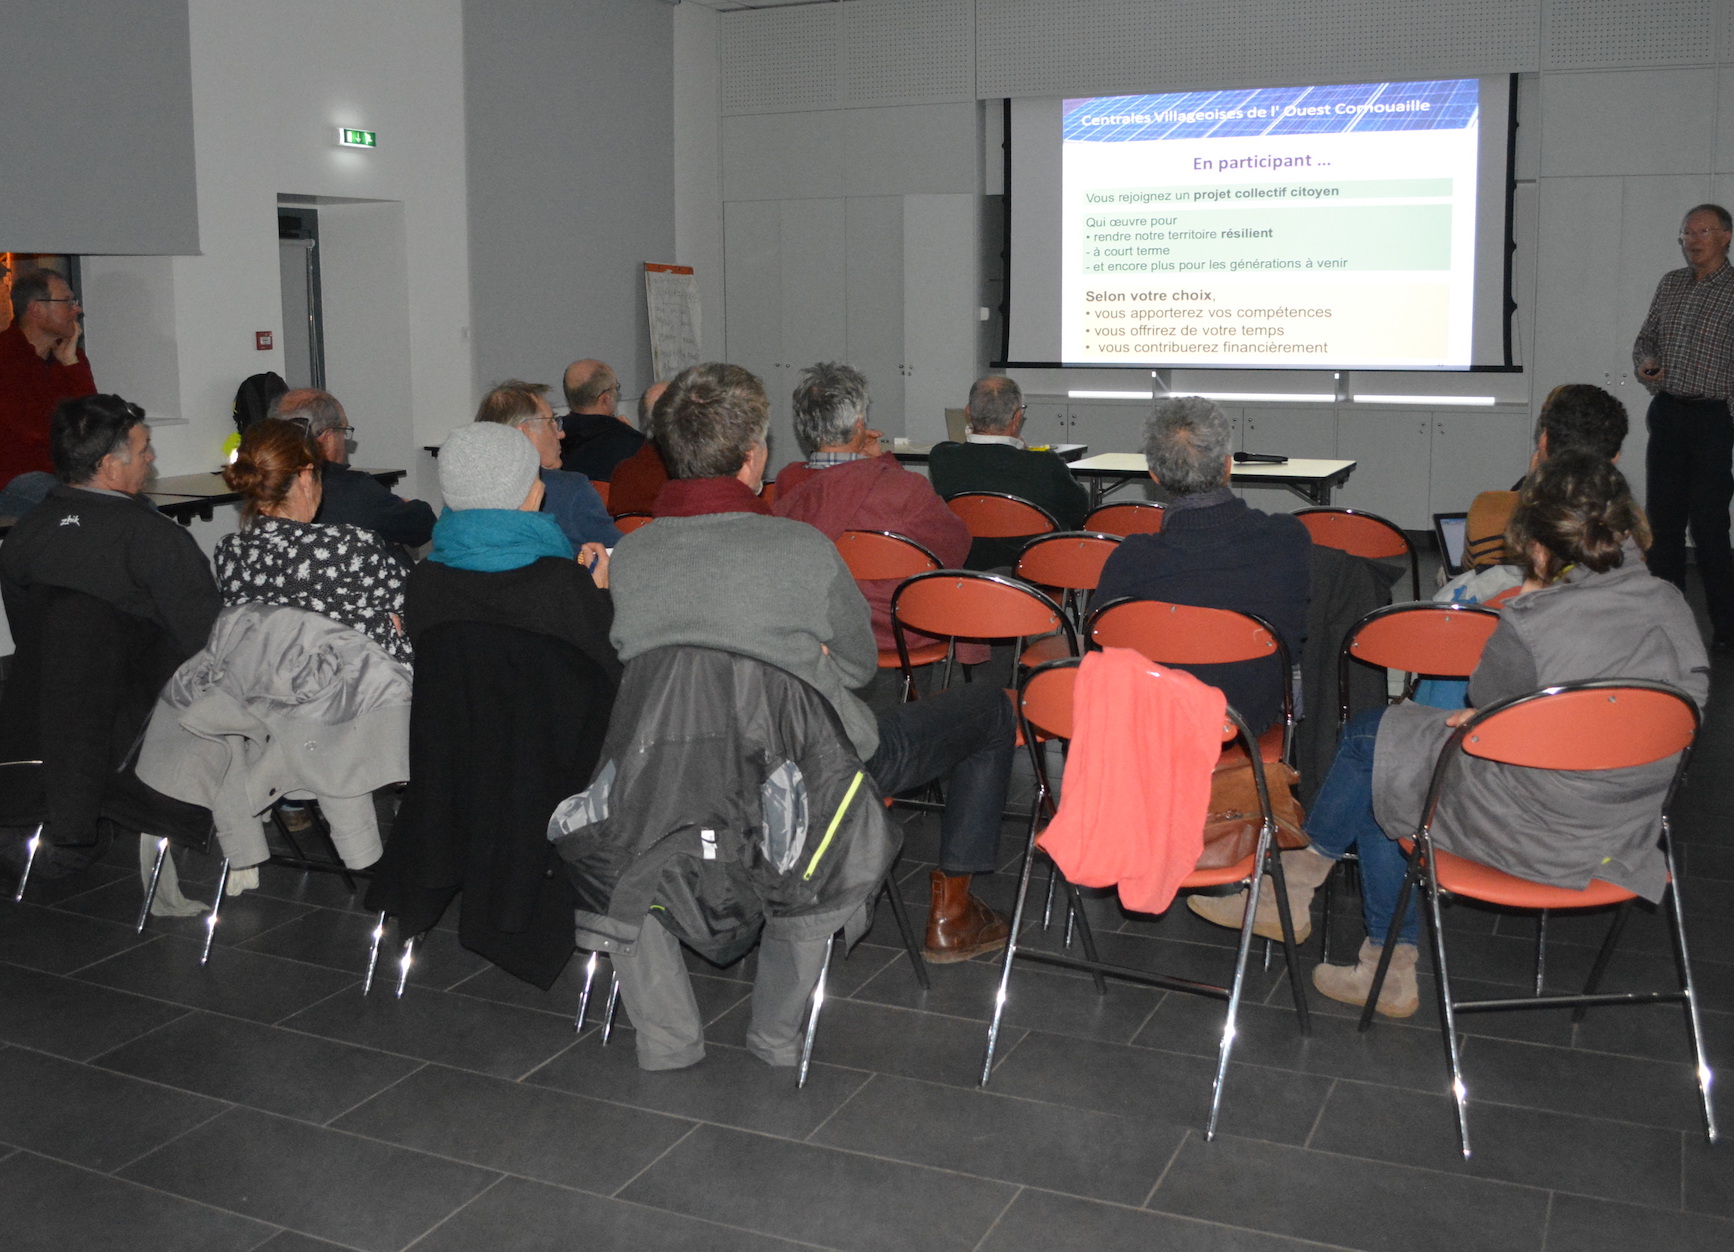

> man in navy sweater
[1092,397,1311,737]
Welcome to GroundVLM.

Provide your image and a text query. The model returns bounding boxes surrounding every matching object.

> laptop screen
[1433,512,1469,577]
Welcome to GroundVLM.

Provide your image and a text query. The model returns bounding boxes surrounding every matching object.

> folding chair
[1084,501,1165,536]
[1085,598,1293,766]
[890,570,1075,702]
[1295,507,1421,602]
[590,480,610,510]
[945,492,1059,542]
[614,512,654,534]
[980,657,1311,1138]
[1014,531,1120,667]
[1321,603,1502,959]
[1360,679,1715,1159]
[1,759,46,905]
[835,529,946,699]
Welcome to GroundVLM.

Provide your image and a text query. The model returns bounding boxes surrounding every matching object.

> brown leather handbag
[1197,756,1308,870]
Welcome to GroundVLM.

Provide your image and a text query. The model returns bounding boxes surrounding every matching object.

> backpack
[232,372,288,435]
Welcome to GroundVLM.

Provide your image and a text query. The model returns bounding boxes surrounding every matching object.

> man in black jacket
[272,388,435,553]
[559,358,645,481]
[0,394,221,876]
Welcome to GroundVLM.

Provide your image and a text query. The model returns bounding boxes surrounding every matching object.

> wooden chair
[1295,507,1420,602]
[980,657,1311,1140]
[1360,680,1714,1159]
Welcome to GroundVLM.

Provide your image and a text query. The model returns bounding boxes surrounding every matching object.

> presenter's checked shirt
[1633,262,1734,400]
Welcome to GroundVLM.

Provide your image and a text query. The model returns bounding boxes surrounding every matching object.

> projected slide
[1060,80,1480,369]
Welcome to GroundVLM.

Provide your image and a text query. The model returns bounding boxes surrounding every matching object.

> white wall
[675,3,726,361]
[87,0,473,509]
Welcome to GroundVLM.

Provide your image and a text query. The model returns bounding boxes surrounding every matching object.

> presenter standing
[1634,203,1734,649]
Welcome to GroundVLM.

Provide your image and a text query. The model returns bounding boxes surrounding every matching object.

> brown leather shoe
[925,870,1010,963]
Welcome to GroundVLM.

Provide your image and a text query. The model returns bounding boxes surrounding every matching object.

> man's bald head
[562,359,619,414]
[637,381,669,435]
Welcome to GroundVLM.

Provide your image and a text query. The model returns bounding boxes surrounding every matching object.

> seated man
[559,358,645,481]
[773,362,970,651]
[601,362,1017,1068]
[928,374,1089,568]
[1464,383,1628,568]
[474,379,621,548]
[0,394,221,876]
[1093,397,1310,738]
[605,381,671,515]
[271,388,435,554]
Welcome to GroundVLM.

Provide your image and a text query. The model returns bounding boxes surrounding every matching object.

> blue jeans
[1306,706,1418,946]
[868,682,1015,876]
[0,471,56,519]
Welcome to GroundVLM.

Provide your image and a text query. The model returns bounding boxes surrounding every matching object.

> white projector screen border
[999,77,1517,373]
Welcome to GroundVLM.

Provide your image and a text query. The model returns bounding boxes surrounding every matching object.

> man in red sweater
[0,269,96,516]
[773,362,971,655]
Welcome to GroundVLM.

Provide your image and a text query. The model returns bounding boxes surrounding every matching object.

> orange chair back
[1018,660,1079,741]
[591,480,610,509]
[1346,604,1500,677]
[1015,533,1120,592]
[1087,598,1279,666]
[1295,508,1409,560]
[1084,502,1165,536]
[615,513,654,534]
[893,572,1068,641]
[835,530,942,582]
[760,481,778,506]
[946,492,1059,539]
[1459,684,1697,771]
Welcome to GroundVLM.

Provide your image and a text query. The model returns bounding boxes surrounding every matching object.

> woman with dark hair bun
[1188,451,1709,1017]
[214,418,411,663]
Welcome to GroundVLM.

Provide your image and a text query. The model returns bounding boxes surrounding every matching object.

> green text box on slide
[1086,178,1453,208]
[1081,204,1452,274]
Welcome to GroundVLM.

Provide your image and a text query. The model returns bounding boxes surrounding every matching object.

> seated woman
[1191,452,1710,1016]
[363,422,620,988]
[216,418,412,663]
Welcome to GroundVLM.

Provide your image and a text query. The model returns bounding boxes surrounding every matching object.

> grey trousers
[612,914,832,1071]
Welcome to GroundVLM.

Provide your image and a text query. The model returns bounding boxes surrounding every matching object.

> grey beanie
[440,422,540,511]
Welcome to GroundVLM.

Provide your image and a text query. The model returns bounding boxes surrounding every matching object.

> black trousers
[1645,392,1734,633]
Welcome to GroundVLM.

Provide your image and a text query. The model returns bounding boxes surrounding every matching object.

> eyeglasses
[333,425,356,437]
[36,297,80,305]
[1680,227,1729,241]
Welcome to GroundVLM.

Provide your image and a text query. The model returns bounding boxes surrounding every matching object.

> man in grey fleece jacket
[605,363,1015,1065]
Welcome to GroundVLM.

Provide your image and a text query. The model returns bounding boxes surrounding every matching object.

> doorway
[277,207,326,390]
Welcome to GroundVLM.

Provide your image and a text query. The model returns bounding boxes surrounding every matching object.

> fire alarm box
[255,331,274,350]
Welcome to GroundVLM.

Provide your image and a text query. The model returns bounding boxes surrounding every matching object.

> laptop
[1433,512,1469,578]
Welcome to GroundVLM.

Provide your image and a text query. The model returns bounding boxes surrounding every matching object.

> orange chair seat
[1179,854,1259,890]
[886,641,949,670]
[1398,839,1639,910]
[1215,724,1285,766]
[1019,634,1074,667]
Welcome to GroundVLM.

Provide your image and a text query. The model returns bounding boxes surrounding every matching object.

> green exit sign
[337,128,377,149]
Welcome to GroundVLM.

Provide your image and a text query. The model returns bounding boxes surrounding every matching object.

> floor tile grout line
[968,1183,1024,1252]
[513,1037,583,1083]
[102,1100,239,1178]
[1017,1179,1365,1250]
[76,1006,201,1066]
[608,1122,701,1199]
[802,1070,875,1143]
[1303,1078,1336,1150]
[1140,1128,1189,1208]
[1539,1189,1556,1252]
[396,1171,510,1252]
[318,1060,430,1128]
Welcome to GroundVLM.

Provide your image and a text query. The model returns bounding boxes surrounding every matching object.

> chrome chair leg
[797,933,836,1089]
[1421,853,1472,1160]
[1662,832,1719,1143]
[200,858,231,965]
[363,911,388,995]
[12,823,43,902]
[1267,842,1311,1033]
[1533,910,1548,996]
[394,935,416,998]
[982,796,1046,1087]
[1207,836,1268,1141]
[576,950,600,1032]
[137,836,170,934]
[600,972,621,1044]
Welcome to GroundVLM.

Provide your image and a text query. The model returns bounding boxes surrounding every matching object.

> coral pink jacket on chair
[1035,647,1226,914]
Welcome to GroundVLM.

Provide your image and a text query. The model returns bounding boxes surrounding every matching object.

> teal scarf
[428,507,573,572]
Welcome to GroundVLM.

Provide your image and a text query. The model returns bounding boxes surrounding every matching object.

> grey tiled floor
[4,595,1734,1249]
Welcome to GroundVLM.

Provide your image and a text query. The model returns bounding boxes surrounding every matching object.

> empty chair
[1014,531,1120,665]
[1295,507,1420,602]
[890,570,1075,700]
[1084,501,1165,536]
[946,492,1059,570]
[835,530,946,698]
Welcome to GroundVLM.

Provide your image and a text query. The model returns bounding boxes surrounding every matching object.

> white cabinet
[1427,411,1534,517]
[1335,409,1433,529]
[845,196,905,435]
[1064,402,1147,457]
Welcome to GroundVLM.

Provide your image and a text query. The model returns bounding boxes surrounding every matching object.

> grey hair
[966,375,1023,434]
[270,389,346,437]
[1683,203,1732,232]
[475,379,551,427]
[1144,397,1233,495]
[791,362,869,455]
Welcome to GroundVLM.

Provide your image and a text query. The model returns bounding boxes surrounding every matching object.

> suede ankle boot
[1311,938,1420,1018]
[925,871,1010,964]
[1185,846,1335,943]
